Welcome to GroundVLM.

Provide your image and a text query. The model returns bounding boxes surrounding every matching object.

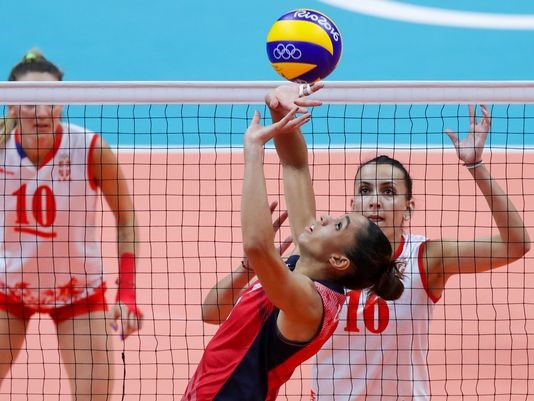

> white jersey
[0,123,104,307]
[312,234,436,401]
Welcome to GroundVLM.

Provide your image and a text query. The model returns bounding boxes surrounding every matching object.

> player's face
[351,163,412,240]
[298,212,368,261]
[8,72,63,140]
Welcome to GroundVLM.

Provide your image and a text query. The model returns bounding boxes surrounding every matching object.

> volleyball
[266,9,342,83]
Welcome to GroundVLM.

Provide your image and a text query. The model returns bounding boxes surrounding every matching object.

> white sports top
[0,123,104,307]
[312,234,437,401]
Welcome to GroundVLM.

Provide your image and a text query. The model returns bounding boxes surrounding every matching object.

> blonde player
[0,50,143,401]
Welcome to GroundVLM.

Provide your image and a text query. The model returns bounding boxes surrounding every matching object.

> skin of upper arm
[90,137,136,230]
[424,236,523,296]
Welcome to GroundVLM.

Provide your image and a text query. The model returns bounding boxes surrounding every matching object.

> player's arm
[425,105,531,292]
[267,83,323,247]
[201,203,291,325]
[201,263,255,325]
[90,136,143,338]
[242,110,322,340]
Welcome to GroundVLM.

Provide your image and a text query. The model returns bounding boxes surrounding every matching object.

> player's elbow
[243,243,277,274]
[517,239,531,258]
[506,238,531,262]
[243,233,272,258]
[201,305,223,325]
[523,230,532,254]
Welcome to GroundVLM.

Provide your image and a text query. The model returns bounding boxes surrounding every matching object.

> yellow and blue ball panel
[266,9,342,82]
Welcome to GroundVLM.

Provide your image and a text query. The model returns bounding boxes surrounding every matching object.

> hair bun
[22,48,45,63]
[373,263,405,301]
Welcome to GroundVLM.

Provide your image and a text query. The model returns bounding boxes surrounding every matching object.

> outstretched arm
[426,105,531,293]
[266,82,324,245]
[242,109,324,336]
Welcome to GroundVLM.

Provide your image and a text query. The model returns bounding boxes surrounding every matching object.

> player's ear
[329,253,350,271]
[403,200,415,221]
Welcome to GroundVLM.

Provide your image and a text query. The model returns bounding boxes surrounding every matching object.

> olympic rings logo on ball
[266,9,342,82]
[272,44,302,60]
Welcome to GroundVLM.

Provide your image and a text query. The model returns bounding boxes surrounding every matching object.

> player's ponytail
[371,261,405,301]
[0,115,15,148]
[341,220,405,301]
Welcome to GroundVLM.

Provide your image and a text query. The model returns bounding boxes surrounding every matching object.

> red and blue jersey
[183,255,345,400]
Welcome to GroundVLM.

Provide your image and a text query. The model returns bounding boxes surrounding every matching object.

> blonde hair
[0,115,15,147]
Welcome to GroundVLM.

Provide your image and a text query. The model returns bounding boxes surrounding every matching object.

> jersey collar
[14,124,63,169]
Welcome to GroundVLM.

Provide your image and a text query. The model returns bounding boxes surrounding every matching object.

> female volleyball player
[0,50,143,401]
[183,103,404,400]
[202,82,531,400]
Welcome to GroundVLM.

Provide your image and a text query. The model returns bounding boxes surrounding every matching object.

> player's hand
[444,104,491,165]
[109,302,143,340]
[265,81,324,115]
[244,108,310,147]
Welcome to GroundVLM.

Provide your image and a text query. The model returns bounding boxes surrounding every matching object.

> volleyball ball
[266,9,342,83]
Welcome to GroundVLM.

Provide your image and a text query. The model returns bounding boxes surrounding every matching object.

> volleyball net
[0,81,533,400]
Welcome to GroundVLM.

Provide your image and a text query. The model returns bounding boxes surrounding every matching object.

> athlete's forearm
[470,163,530,258]
[201,264,254,324]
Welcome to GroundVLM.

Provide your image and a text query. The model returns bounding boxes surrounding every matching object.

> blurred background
[2,0,534,81]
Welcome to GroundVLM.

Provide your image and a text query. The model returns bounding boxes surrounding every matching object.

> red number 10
[12,184,57,237]
[344,289,390,334]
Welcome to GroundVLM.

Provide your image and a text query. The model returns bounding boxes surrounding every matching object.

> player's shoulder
[61,122,96,136]
[60,123,100,150]
[397,233,428,260]
[404,233,427,244]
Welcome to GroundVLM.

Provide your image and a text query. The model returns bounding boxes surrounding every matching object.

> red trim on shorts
[87,134,100,191]
[0,283,108,324]
[417,241,441,303]
[0,291,35,321]
[49,283,108,324]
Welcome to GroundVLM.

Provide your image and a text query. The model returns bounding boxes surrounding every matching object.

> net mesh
[0,82,532,401]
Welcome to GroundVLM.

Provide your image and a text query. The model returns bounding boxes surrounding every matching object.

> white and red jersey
[312,234,438,401]
[0,123,104,308]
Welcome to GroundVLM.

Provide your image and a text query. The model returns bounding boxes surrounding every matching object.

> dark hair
[341,220,404,301]
[8,49,63,81]
[356,155,413,201]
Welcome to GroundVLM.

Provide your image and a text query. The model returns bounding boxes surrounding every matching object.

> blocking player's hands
[241,200,293,272]
[444,104,490,165]
[265,81,324,115]
[244,108,310,149]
